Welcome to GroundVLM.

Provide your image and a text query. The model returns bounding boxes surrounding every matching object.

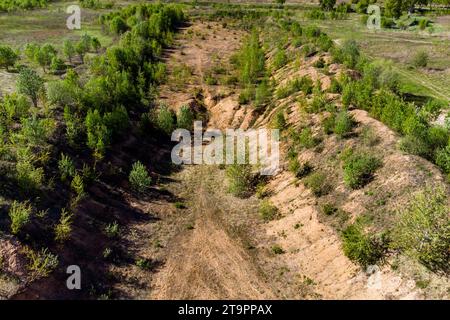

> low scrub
[392,186,449,273]
[342,222,388,267]
[342,150,381,189]
[303,171,332,196]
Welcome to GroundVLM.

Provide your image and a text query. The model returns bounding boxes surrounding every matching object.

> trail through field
[150,166,274,300]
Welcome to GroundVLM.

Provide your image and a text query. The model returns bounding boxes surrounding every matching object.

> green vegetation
[9,201,32,234]
[54,209,73,243]
[342,150,382,189]
[342,222,388,267]
[259,199,279,221]
[226,164,254,198]
[392,186,449,273]
[303,171,332,196]
[129,161,151,193]
[0,0,48,12]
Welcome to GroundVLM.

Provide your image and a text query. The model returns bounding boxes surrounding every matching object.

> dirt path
[150,166,275,300]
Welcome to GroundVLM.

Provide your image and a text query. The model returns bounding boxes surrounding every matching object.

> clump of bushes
[342,150,382,189]
[392,186,449,273]
[342,222,388,267]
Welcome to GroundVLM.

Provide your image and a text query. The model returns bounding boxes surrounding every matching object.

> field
[0,0,449,301]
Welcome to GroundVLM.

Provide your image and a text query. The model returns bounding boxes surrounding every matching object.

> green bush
[272,110,286,130]
[259,200,279,221]
[329,77,342,93]
[298,127,318,149]
[226,163,254,198]
[392,186,449,273]
[16,67,44,107]
[289,158,313,178]
[177,105,194,130]
[435,145,450,173]
[361,125,379,146]
[0,45,18,71]
[71,173,85,196]
[129,161,151,193]
[398,135,430,158]
[342,223,388,267]
[271,244,285,254]
[342,151,381,189]
[155,104,176,135]
[54,208,73,243]
[9,201,32,234]
[58,153,76,182]
[304,171,331,196]
[273,48,288,69]
[411,51,428,68]
[322,113,336,135]
[104,221,119,238]
[334,110,355,137]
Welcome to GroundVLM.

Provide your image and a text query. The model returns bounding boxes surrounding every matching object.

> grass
[316,13,450,102]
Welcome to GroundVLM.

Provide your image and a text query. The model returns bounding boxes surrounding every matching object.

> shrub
[298,128,318,149]
[254,81,271,108]
[342,151,381,189]
[177,105,194,130]
[322,114,336,134]
[156,104,176,135]
[24,247,58,278]
[54,208,73,243]
[329,77,342,93]
[304,171,331,196]
[9,201,32,234]
[0,45,18,71]
[321,203,338,216]
[16,67,44,107]
[289,158,313,178]
[58,153,76,182]
[411,51,428,68]
[271,245,285,254]
[398,135,430,157]
[435,145,450,173]
[342,223,388,267]
[104,221,119,238]
[110,16,128,34]
[273,48,288,70]
[392,186,449,273]
[361,125,379,146]
[272,110,286,130]
[129,161,151,193]
[259,200,279,221]
[71,173,85,197]
[334,110,355,137]
[16,160,44,193]
[226,164,253,198]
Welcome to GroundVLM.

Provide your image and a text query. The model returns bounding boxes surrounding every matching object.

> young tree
[63,40,75,63]
[36,44,57,72]
[91,37,101,53]
[16,68,44,107]
[0,45,18,71]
